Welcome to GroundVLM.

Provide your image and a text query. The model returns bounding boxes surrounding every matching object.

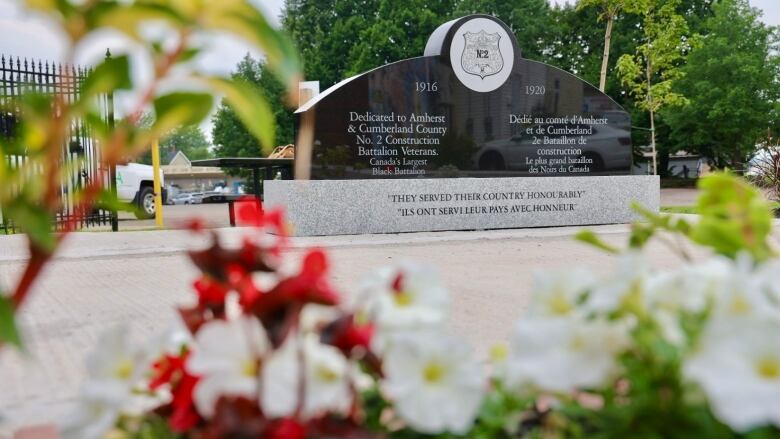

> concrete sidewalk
[0,219,755,433]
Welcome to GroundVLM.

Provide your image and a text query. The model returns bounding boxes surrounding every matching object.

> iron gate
[0,55,117,233]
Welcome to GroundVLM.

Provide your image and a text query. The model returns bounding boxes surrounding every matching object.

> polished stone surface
[296,15,632,180]
[265,175,659,236]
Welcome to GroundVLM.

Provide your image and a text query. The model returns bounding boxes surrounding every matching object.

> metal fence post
[106,49,119,232]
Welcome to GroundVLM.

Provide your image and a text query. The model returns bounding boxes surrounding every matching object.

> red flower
[149,350,202,432]
[237,199,287,233]
[236,197,264,227]
[169,372,201,432]
[391,272,404,292]
[149,353,187,391]
[262,208,286,233]
[323,314,375,357]
[285,249,340,305]
[267,418,307,439]
[183,217,206,233]
[251,249,340,313]
[225,263,262,307]
[248,249,341,346]
[193,275,229,307]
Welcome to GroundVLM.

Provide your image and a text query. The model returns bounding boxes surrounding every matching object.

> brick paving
[0,215,735,433]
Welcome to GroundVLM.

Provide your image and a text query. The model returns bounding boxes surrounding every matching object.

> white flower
[644,262,724,345]
[381,332,484,434]
[684,318,780,432]
[505,316,629,393]
[708,254,780,321]
[360,263,450,353]
[145,314,194,359]
[645,260,726,314]
[363,262,450,330]
[527,268,596,318]
[757,259,780,303]
[61,387,123,439]
[261,335,353,419]
[61,326,146,439]
[187,316,269,418]
[586,252,649,313]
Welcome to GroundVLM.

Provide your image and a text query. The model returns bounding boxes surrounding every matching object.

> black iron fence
[0,55,117,233]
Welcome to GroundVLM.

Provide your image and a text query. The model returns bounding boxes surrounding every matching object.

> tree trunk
[650,108,657,175]
[731,149,744,174]
[646,56,657,175]
[599,16,614,92]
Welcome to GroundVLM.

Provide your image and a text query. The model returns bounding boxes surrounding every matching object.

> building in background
[161,151,243,195]
[632,149,703,178]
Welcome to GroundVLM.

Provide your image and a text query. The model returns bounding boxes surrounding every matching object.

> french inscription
[388,190,586,217]
[508,114,612,175]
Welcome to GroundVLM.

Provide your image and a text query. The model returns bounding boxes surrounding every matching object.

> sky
[0,0,777,138]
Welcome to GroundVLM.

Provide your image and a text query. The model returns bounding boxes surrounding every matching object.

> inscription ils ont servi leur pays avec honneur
[388,190,587,217]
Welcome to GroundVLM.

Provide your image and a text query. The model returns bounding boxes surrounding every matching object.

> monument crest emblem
[461,30,503,79]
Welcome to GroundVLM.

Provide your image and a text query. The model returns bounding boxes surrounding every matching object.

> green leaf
[205,77,275,153]
[24,0,57,11]
[629,201,693,247]
[80,55,132,100]
[178,47,201,63]
[575,230,620,254]
[0,295,22,348]
[24,0,73,15]
[86,2,185,40]
[152,92,213,136]
[20,93,54,153]
[628,223,655,249]
[95,188,140,217]
[202,2,301,94]
[6,201,56,252]
[692,172,774,260]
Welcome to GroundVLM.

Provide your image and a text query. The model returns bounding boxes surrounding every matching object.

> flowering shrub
[63,174,780,438]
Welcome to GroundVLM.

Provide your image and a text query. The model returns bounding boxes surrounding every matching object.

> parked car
[189,193,205,204]
[116,162,166,219]
[473,123,632,173]
[171,193,202,205]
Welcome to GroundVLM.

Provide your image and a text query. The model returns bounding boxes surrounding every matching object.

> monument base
[264,175,660,237]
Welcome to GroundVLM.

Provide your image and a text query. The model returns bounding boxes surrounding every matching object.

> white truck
[115,163,166,219]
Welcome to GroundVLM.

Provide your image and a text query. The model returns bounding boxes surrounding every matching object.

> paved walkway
[0,223,700,432]
[0,215,751,433]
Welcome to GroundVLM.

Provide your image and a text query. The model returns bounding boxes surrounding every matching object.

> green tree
[678,0,716,34]
[577,0,638,92]
[211,55,294,167]
[162,125,212,161]
[283,0,378,88]
[662,0,779,170]
[617,0,692,175]
[138,124,212,164]
[347,0,455,75]
[455,0,554,61]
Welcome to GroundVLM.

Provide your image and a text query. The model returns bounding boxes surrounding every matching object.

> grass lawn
[661,202,780,215]
[661,206,699,214]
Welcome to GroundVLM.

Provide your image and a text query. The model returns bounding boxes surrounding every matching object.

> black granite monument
[295,14,632,180]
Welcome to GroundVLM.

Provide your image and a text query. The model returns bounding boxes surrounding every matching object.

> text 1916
[415,82,438,92]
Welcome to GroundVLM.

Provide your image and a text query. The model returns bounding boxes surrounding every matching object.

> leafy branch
[0,0,302,348]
